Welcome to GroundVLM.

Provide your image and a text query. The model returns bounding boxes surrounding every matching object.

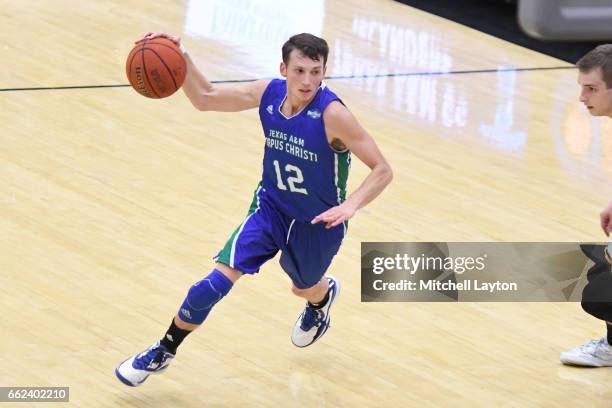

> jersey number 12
[273,160,308,195]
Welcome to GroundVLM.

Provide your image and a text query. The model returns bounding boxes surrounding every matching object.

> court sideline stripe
[0,65,576,92]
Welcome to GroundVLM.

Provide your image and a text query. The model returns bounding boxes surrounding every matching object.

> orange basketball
[126,38,186,99]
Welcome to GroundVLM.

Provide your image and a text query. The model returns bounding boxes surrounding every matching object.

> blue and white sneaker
[291,276,340,348]
[115,341,175,386]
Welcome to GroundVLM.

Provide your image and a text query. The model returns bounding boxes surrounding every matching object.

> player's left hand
[311,202,357,229]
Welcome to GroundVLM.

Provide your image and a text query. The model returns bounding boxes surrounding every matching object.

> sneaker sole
[560,355,610,367]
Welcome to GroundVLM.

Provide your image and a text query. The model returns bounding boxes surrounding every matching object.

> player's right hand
[601,201,612,237]
[135,32,181,47]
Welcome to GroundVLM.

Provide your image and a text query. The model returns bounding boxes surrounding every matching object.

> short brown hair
[282,33,329,66]
[577,44,612,88]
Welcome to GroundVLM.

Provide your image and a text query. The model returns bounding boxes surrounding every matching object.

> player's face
[578,68,612,117]
[280,50,326,102]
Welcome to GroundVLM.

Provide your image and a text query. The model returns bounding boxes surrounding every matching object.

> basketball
[126,38,186,99]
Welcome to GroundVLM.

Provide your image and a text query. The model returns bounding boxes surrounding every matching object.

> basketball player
[115,33,393,386]
[560,44,612,367]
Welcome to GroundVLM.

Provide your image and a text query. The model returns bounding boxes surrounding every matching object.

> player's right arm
[182,53,269,112]
[137,32,269,112]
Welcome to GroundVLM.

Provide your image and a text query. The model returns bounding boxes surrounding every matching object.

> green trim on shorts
[216,183,262,268]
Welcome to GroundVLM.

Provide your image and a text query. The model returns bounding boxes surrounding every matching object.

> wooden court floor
[1,0,611,407]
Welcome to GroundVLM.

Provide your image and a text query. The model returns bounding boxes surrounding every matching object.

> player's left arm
[312,101,393,228]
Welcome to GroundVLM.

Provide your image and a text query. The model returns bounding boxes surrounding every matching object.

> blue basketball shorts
[214,185,346,289]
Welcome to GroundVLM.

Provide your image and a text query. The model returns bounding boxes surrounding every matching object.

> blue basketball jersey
[258,79,351,222]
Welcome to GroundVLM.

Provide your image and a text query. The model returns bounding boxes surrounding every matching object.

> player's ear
[280,62,287,78]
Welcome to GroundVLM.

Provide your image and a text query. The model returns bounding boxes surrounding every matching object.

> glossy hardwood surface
[1,0,610,407]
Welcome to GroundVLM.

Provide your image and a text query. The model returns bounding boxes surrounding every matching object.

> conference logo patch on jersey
[266,105,274,115]
[307,109,321,119]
